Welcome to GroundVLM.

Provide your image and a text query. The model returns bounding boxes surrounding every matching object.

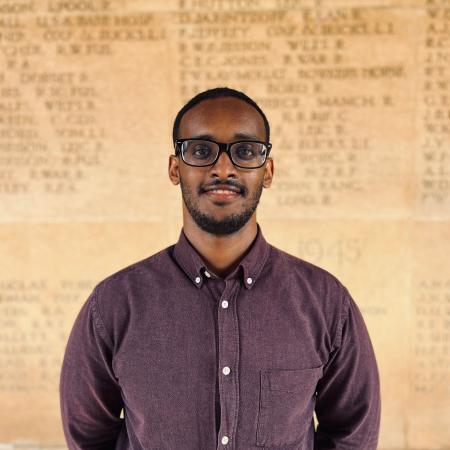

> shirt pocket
[256,365,323,448]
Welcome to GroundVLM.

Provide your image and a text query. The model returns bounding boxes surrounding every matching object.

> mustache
[201,180,245,195]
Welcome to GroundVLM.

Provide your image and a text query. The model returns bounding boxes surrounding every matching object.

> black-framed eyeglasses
[174,138,272,169]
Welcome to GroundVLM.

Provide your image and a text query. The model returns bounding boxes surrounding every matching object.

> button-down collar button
[246,277,253,284]
[221,300,229,309]
[222,366,230,375]
[221,436,229,445]
[204,270,211,278]
[195,276,201,284]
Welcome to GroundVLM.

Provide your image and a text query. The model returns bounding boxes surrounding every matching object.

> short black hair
[172,86,270,145]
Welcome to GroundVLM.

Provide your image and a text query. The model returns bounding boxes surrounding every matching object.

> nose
[209,148,237,178]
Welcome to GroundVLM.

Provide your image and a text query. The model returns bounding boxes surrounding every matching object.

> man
[60,87,381,449]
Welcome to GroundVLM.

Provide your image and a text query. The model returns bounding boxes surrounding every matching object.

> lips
[205,190,240,201]
[203,184,241,194]
[203,184,242,202]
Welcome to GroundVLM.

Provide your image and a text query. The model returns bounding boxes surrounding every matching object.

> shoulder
[268,243,348,299]
[84,245,175,344]
[93,245,172,294]
[89,245,173,317]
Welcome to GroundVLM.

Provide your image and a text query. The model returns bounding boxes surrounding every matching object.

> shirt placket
[216,278,241,449]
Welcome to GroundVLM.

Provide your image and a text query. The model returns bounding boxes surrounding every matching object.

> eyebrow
[189,132,261,141]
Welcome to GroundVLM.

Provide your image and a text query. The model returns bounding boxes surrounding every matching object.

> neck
[182,212,258,278]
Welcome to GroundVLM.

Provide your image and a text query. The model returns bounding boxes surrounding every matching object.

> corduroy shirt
[59,223,381,450]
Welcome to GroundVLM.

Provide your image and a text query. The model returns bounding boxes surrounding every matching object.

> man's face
[169,96,274,236]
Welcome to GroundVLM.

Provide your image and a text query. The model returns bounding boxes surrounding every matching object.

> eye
[192,145,212,158]
[235,144,257,159]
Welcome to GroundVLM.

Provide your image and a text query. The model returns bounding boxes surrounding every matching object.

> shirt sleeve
[59,286,124,449]
[314,286,381,450]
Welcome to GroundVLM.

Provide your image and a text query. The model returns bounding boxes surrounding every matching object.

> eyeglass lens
[181,140,267,168]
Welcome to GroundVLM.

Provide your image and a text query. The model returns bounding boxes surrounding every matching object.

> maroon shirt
[59,223,381,449]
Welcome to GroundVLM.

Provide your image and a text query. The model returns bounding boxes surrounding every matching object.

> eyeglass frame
[174,138,272,169]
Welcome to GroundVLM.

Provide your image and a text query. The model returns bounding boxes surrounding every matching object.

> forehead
[178,96,266,140]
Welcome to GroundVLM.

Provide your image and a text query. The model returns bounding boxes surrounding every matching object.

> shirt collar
[172,222,270,290]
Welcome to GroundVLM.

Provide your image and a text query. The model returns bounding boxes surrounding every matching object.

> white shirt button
[221,436,229,445]
[204,270,211,278]
[195,276,201,284]
[221,300,229,308]
[222,366,230,375]
[246,277,253,284]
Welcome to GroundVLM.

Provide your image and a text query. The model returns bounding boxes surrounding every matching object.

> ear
[262,157,274,188]
[168,155,180,185]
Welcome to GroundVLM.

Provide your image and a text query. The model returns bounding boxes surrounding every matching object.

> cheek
[246,173,264,188]
[179,169,205,191]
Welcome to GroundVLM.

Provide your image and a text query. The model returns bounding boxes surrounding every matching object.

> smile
[204,189,241,201]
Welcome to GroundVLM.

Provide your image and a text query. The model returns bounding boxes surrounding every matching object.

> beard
[179,178,263,236]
